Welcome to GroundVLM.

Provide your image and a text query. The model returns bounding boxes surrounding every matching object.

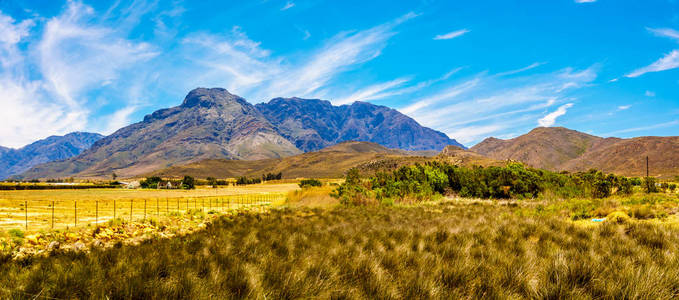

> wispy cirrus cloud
[400,66,597,145]
[626,27,679,78]
[626,50,679,78]
[281,1,295,11]
[0,1,159,148]
[433,29,469,40]
[182,12,420,101]
[618,105,631,110]
[575,0,596,3]
[604,120,679,135]
[496,62,546,77]
[648,27,679,41]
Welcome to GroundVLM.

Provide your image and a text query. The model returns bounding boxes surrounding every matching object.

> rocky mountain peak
[181,87,245,108]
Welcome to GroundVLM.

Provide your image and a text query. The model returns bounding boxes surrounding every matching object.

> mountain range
[472,127,679,178]
[0,132,103,179]
[255,98,462,152]
[17,88,461,179]
[8,88,678,180]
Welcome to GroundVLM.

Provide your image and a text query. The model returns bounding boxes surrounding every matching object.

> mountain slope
[255,97,464,152]
[20,88,301,179]
[151,141,421,179]
[471,127,679,177]
[471,127,602,170]
[561,136,679,177]
[0,132,103,179]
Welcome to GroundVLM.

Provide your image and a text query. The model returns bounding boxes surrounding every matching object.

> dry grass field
[0,184,298,232]
[3,200,679,299]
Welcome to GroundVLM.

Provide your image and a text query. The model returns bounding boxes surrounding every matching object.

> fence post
[51,200,55,229]
[130,199,133,222]
[74,200,77,227]
[24,200,28,231]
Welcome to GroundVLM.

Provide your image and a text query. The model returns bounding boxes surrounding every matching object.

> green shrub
[334,162,631,204]
[643,177,658,193]
[299,179,322,189]
[236,176,262,185]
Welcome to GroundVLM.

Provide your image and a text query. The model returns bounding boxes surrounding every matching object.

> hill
[20,88,301,179]
[0,132,103,179]
[255,97,464,152]
[471,127,679,177]
[561,136,679,177]
[151,142,498,180]
[150,141,422,179]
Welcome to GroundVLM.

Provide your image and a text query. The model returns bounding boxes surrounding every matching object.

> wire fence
[0,193,283,232]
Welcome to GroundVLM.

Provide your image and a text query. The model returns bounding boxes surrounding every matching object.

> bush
[606,211,631,224]
[236,176,261,185]
[643,177,658,193]
[670,184,677,192]
[334,162,631,205]
[299,179,322,189]
[263,172,283,181]
[140,176,162,189]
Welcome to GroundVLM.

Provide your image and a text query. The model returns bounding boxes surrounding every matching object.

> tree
[182,176,195,189]
[111,172,118,180]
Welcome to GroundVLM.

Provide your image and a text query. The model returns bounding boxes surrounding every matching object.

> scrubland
[2,164,679,298]
[2,198,679,298]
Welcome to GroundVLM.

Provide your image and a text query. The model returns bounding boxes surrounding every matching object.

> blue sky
[0,0,678,148]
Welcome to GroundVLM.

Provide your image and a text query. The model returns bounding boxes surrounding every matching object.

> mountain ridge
[471,127,679,177]
[0,132,103,179]
[255,97,464,152]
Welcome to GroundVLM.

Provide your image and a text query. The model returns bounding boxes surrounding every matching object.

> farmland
[0,183,297,231]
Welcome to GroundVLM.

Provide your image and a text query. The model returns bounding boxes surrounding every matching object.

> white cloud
[433,29,469,40]
[400,78,480,114]
[626,50,679,78]
[617,105,631,110]
[398,66,596,144]
[281,1,295,11]
[645,90,655,97]
[103,106,138,135]
[496,62,545,77]
[0,1,159,148]
[446,124,504,145]
[181,12,419,101]
[648,27,679,41]
[334,77,410,104]
[575,0,596,3]
[538,103,573,127]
